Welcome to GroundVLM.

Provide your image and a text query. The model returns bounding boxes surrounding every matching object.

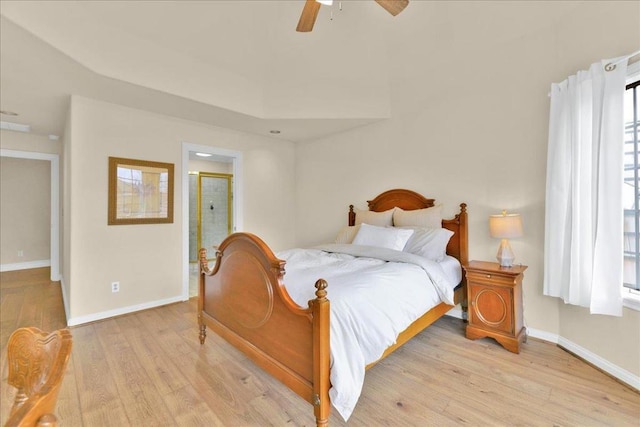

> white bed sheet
[439,254,463,286]
[277,244,461,421]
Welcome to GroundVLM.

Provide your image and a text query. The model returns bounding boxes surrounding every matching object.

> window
[623,61,640,307]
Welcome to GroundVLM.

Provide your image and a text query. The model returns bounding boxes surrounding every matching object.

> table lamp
[489,210,523,267]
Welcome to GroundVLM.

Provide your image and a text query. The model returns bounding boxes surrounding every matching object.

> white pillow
[393,205,442,228]
[355,208,395,227]
[334,224,361,244]
[401,227,454,262]
[352,223,414,251]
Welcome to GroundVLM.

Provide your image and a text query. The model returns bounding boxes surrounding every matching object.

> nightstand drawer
[466,271,518,287]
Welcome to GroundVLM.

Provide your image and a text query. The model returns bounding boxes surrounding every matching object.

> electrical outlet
[111,282,120,293]
[17,250,24,257]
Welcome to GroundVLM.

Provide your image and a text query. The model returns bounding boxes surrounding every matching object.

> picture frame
[108,157,174,225]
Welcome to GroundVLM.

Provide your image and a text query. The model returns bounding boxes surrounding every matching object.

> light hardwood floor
[1,268,639,426]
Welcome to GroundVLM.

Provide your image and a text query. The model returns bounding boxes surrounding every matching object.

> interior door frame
[181,142,242,300]
[0,149,60,281]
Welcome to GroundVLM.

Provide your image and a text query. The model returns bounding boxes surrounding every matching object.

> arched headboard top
[367,189,435,212]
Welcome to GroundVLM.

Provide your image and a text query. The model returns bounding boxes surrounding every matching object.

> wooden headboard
[348,189,468,266]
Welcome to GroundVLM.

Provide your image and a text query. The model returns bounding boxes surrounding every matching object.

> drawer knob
[486,274,492,278]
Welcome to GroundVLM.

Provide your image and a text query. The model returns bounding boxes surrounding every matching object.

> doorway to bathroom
[189,172,233,263]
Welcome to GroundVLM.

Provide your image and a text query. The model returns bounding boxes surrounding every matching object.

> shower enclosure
[189,172,233,262]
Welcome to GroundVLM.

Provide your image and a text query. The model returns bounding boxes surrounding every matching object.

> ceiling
[0,1,582,143]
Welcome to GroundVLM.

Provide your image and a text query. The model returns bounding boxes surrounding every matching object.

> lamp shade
[489,212,523,239]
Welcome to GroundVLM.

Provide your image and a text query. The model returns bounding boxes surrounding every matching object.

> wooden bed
[198,189,468,426]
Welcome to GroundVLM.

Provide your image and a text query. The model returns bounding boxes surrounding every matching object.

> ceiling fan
[296,0,409,32]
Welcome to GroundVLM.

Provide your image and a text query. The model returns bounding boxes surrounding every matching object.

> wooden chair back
[4,327,73,427]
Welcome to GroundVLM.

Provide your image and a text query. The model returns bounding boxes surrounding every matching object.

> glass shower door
[198,173,232,255]
[189,173,198,262]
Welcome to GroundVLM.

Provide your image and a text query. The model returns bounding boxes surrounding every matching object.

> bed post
[311,279,330,427]
[348,205,355,226]
[458,203,469,320]
[458,203,468,266]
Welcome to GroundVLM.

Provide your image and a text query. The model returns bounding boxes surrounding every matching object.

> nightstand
[463,261,527,353]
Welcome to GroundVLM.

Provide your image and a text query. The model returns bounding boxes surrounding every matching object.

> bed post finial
[314,279,328,300]
[460,203,467,213]
[348,205,355,226]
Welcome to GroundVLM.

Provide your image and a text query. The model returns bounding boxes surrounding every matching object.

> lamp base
[496,238,515,267]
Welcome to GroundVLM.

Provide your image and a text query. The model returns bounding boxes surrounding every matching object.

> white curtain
[544,58,628,316]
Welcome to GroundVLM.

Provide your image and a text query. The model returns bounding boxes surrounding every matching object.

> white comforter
[276,243,458,421]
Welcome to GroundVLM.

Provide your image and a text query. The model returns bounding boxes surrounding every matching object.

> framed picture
[108,157,174,225]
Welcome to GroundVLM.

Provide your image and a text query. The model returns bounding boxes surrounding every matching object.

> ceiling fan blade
[297,0,322,32]
[375,0,409,16]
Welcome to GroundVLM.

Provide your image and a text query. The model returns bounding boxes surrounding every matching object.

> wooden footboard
[198,233,330,426]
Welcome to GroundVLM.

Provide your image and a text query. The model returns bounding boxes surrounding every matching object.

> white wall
[294,1,640,377]
[65,96,296,323]
[0,157,50,264]
[188,159,232,174]
[0,130,62,155]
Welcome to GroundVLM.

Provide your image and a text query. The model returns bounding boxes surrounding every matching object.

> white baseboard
[0,259,50,272]
[445,306,464,320]
[526,327,559,344]
[557,336,640,391]
[528,327,638,390]
[66,295,185,326]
